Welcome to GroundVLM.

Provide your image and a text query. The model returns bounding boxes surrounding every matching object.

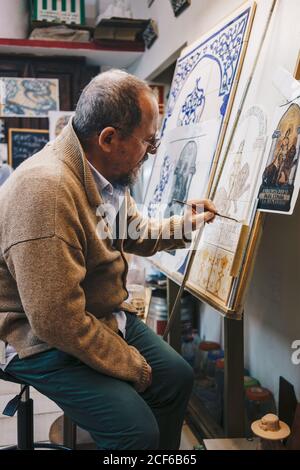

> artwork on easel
[144,2,256,280]
[257,100,300,214]
[188,105,268,306]
[147,122,220,273]
[0,78,59,118]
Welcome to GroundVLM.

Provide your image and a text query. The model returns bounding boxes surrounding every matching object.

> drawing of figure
[227,140,250,213]
[279,128,291,155]
[214,255,229,296]
[54,115,73,138]
[262,128,295,186]
[277,144,297,185]
[164,140,197,217]
[215,140,250,215]
[262,152,282,185]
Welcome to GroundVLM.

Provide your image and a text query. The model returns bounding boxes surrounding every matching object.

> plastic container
[194,341,221,378]
[244,376,260,389]
[147,290,194,337]
[181,328,200,367]
[181,336,195,366]
[206,349,224,378]
[127,284,146,319]
[146,289,168,336]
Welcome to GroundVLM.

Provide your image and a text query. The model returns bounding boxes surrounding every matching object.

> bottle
[181,336,195,366]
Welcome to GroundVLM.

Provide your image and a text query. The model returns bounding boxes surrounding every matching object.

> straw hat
[251,413,290,440]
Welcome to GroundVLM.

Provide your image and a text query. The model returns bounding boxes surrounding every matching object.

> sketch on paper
[49,111,74,140]
[188,104,267,305]
[189,219,243,304]
[258,101,300,214]
[146,121,220,274]
[164,140,197,218]
[144,3,256,285]
[215,105,268,222]
[0,78,59,118]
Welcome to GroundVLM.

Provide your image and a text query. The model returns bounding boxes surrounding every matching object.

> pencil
[172,198,240,223]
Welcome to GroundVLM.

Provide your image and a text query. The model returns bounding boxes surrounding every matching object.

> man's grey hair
[73,69,153,144]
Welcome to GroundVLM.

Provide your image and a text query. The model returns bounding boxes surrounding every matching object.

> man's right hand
[136,363,152,393]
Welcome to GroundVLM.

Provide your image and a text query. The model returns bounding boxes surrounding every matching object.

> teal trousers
[6,312,194,450]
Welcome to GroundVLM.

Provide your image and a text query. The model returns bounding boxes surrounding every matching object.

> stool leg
[17,387,34,450]
[63,414,77,449]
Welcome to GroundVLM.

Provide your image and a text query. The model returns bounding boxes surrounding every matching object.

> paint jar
[194,341,221,379]
[146,288,168,336]
[245,386,277,437]
[244,376,260,389]
[127,284,146,319]
[206,349,224,378]
[181,328,200,367]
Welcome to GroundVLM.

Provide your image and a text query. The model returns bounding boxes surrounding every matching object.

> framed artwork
[257,101,300,214]
[149,84,165,127]
[0,78,59,118]
[187,105,268,307]
[48,110,74,141]
[143,19,158,49]
[0,144,8,164]
[169,0,191,17]
[144,2,256,288]
[8,128,49,169]
[0,119,6,143]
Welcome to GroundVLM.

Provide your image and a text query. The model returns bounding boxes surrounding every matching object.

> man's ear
[98,127,118,152]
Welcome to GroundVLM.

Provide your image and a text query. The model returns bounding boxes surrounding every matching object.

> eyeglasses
[114,127,161,154]
[131,134,161,154]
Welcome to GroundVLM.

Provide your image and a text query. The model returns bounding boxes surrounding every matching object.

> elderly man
[0,70,215,450]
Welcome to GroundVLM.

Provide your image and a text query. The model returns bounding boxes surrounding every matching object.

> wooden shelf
[0,38,144,68]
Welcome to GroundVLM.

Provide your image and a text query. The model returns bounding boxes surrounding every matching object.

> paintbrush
[172,198,241,223]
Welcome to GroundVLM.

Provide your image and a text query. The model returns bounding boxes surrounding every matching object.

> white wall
[130,0,300,405]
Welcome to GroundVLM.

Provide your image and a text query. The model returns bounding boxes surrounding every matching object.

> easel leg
[166,278,181,353]
[224,313,245,437]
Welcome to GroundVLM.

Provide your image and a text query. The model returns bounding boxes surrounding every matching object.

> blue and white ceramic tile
[144,3,255,280]
[0,78,59,118]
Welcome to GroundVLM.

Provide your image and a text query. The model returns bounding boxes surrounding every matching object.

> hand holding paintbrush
[173,198,240,223]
